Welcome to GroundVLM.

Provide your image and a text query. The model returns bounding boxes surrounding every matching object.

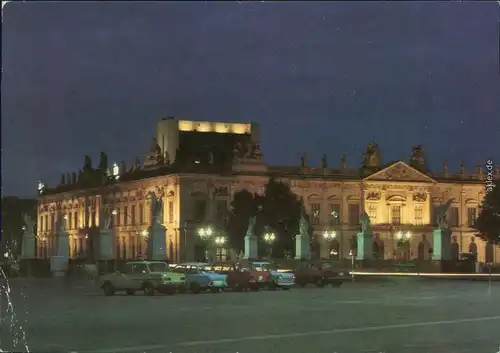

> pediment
[363,161,436,183]
[386,195,407,202]
[465,198,478,205]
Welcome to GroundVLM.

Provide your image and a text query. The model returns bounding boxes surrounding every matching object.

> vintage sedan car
[173,263,227,293]
[99,261,185,296]
[210,261,270,292]
[293,261,346,288]
[251,261,295,290]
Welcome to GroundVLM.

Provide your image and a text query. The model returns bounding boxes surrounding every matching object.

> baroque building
[36,118,500,263]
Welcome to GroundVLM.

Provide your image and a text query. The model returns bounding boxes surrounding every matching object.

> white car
[251,261,295,290]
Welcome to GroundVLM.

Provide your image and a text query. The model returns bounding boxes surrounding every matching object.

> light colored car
[99,261,185,296]
[251,261,295,290]
[173,263,227,293]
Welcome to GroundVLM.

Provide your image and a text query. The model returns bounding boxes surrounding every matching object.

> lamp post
[263,231,276,259]
[349,249,355,282]
[197,226,213,239]
[214,236,227,261]
[323,230,337,259]
[197,226,213,262]
[395,231,411,261]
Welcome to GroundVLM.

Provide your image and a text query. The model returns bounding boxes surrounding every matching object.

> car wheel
[143,284,155,296]
[125,289,135,295]
[103,283,116,296]
[210,287,221,293]
[316,278,325,288]
[190,282,201,294]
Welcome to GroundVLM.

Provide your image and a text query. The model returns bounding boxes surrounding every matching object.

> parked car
[99,261,185,296]
[294,261,346,287]
[173,262,227,293]
[210,261,270,291]
[251,261,295,290]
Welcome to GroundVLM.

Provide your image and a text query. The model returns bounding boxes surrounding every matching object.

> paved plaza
[1,278,500,353]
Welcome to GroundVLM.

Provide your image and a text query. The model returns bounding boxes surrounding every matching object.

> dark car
[294,261,346,287]
[210,261,270,292]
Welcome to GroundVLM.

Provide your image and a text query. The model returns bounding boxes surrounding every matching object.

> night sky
[2,1,499,198]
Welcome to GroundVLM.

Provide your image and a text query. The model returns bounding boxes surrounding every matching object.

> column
[406,190,414,225]
[460,190,466,228]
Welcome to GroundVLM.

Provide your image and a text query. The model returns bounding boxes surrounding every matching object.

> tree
[475,180,500,245]
[1,197,37,257]
[226,189,259,252]
[258,177,302,258]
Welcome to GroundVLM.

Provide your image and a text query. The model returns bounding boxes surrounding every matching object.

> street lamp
[197,227,213,239]
[196,227,213,262]
[395,231,411,261]
[323,230,337,259]
[396,231,411,241]
[349,249,355,282]
[215,236,226,245]
[264,232,276,243]
[263,231,276,259]
[323,230,337,241]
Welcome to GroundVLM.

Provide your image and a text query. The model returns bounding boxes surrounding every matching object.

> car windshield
[252,263,277,271]
[148,263,168,272]
[322,263,338,270]
[173,266,186,273]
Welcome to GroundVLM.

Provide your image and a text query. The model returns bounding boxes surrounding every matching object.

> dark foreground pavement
[1,278,500,353]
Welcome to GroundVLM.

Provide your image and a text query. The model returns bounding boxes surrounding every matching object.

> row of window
[39,200,477,231]
[309,203,477,227]
[39,199,230,231]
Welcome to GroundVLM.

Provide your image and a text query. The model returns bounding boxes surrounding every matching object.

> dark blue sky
[2,1,499,197]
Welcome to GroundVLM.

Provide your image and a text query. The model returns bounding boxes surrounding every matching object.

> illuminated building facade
[36,118,500,263]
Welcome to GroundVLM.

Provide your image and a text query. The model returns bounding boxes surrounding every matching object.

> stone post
[148,225,167,261]
[21,233,36,260]
[53,225,69,277]
[98,228,115,260]
[432,228,452,261]
[295,233,310,260]
[356,231,373,260]
[21,228,37,278]
[243,234,258,259]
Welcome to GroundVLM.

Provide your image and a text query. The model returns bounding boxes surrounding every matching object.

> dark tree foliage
[225,178,302,257]
[258,177,302,258]
[475,180,500,245]
[1,197,37,256]
[226,189,259,251]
